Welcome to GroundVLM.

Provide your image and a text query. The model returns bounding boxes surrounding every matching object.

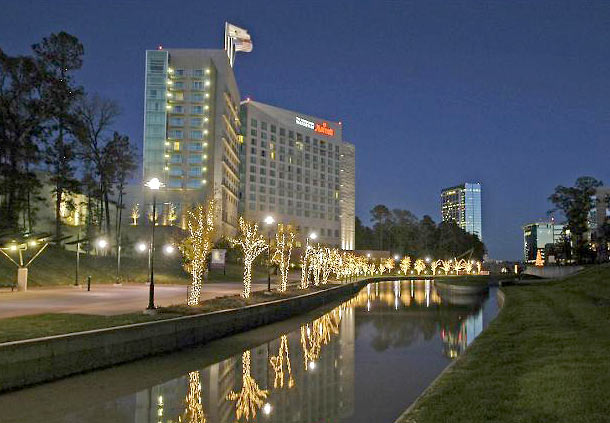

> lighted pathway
[0,282,268,318]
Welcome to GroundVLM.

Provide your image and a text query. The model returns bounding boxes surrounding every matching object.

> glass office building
[523,222,565,262]
[441,182,482,241]
[142,48,241,236]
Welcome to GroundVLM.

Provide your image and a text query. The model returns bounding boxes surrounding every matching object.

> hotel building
[441,182,483,241]
[142,48,242,236]
[238,100,355,249]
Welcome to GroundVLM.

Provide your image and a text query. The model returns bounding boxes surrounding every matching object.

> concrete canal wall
[524,265,583,279]
[0,280,369,393]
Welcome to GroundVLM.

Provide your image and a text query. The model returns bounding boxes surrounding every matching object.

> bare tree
[74,94,120,234]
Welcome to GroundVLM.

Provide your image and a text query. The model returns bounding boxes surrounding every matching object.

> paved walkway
[0,282,268,318]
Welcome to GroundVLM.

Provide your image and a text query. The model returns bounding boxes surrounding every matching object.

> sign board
[295,116,335,137]
[210,249,226,270]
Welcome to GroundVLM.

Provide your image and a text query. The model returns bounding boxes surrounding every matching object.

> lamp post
[145,177,163,312]
[263,215,275,292]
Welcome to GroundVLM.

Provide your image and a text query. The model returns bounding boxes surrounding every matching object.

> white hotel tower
[239,100,355,249]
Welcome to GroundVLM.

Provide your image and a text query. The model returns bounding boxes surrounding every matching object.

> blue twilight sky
[1,0,608,260]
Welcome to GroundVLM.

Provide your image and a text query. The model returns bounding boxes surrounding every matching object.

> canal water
[0,280,499,423]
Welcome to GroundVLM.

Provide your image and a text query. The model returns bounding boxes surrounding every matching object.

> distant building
[523,222,565,263]
[142,48,242,237]
[239,100,355,249]
[441,182,482,241]
[589,186,610,257]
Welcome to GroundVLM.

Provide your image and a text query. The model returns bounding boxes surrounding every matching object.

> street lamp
[262,402,272,415]
[263,215,275,291]
[96,238,108,250]
[145,177,164,312]
[163,244,175,255]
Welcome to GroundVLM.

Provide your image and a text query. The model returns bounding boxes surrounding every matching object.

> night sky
[1,1,608,260]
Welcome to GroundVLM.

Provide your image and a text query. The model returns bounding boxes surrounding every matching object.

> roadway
[0,282,268,318]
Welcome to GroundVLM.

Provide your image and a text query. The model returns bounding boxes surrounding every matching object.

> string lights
[179,199,216,306]
[400,256,412,274]
[130,203,140,225]
[272,225,297,292]
[414,258,426,275]
[270,334,295,389]
[180,371,206,423]
[227,351,269,421]
[230,217,268,298]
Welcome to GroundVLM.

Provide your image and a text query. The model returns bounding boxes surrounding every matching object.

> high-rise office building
[523,221,565,262]
[440,182,482,241]
[143,48,241,236]
[239,100,355,249]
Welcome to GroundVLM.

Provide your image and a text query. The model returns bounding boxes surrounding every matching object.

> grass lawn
[0,283,338,343]
[397,264,610,423]
[0,246,267,287]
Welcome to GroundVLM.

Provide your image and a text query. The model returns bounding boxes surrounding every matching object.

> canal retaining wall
[523,265,583,279]
[0,280,369,393]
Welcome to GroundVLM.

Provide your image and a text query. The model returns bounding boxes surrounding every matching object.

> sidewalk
[0,282,268,318]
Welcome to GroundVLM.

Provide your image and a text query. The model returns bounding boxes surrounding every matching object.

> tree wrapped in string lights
[535,250,544,267]
[300,240,312,289]
[167,202,177,226]
[400,256,412,274]
[414,258,426,275]
[321,247,340,284]
[453,258,466,275]
[227,350,268,421]
[230,217,268,298]
[441,259,453,275]
[308,244,323,286]
[179,199,216,306]
[477,261,482,274]
[272,224,297,292]
[465,260,474,274]
[130,204,140,225]
[384,257,396,273]
[431,259,441,275]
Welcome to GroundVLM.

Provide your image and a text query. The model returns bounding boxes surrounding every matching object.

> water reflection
[0,280,496,423]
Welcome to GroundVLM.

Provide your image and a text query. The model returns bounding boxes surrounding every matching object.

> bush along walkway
[396,265,610,423]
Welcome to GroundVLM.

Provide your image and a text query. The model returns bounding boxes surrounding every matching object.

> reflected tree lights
[227,351,269,421]
[270,335,295,389]
[179,371,207,423]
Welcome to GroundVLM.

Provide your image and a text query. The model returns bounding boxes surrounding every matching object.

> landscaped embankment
[0,279,368,393]
[395,265,610,423]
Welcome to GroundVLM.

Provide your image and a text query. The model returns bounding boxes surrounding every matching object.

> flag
[234,38,253,52]
[226,23,253,52]
[227,23,251,41]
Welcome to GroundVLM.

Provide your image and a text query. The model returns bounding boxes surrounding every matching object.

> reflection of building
[441,307,483,358]
[133,301,355,423]
[142,47,242,237]
[266,305,355,423]
[523,222,565,263]
[239,100,356,249]
[441,182,482,241]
